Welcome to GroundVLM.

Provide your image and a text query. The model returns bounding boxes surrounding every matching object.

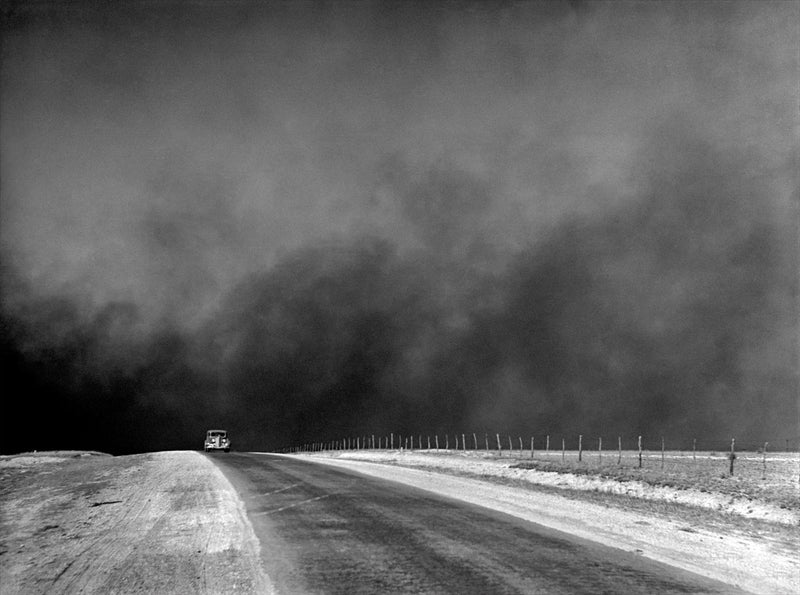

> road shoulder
[286,452,799,595]
[0,451,272,594]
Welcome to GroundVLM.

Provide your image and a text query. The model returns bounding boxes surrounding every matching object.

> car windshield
[208,431,226,437]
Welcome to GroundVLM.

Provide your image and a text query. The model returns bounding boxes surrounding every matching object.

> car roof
[207,429,227,433]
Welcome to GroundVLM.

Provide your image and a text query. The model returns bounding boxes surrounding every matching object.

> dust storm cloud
[1,2,796,453]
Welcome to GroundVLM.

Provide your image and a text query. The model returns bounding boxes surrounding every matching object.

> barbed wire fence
[277,432,800,479]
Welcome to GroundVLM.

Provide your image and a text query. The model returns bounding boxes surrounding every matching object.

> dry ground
[322,448,800,522]
[296,449,800,595]
[0,451,272,594]
[1,449,797,594]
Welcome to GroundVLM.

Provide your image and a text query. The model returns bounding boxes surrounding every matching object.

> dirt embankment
[0,451,272,594]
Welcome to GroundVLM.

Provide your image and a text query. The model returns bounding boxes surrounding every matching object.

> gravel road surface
[211,452,742,594]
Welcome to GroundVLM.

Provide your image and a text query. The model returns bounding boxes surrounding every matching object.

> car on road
[204,429,231,452]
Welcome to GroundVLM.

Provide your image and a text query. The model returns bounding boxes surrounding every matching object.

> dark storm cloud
[452,117,797,441]
[1,1,796,453]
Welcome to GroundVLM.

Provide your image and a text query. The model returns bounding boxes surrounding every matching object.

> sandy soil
[0,451,272,594]
[2,449,797,594]
[293,450,800,595]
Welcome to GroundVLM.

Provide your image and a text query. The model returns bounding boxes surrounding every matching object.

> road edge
[271,453,797,595]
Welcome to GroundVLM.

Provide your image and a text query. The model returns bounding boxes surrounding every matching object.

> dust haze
[2,1,797,453]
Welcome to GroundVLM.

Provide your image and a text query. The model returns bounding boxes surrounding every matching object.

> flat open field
[510,449,800,510]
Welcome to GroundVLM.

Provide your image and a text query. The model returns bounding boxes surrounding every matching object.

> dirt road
[2,450,796,593]
[0,451,272,594]
[293,452,800,594]
[213,452,741,594]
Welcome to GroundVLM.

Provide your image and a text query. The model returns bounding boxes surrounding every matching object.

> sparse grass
[502,450,800,510]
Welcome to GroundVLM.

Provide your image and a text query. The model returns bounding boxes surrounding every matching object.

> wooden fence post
[693,438,696,463]
[391,433,394,449]
[446,434,449,450]
[435,435,439,450]
[473,433,478,450]
[638,435,643,468]
[762,442,768,480]
[496,433,502,455]
[729,438,736,475]
[508,435,513,452]
[562,437,565,463]
[531,436,535,459]
[427,436,431,450]
[661,436,665,470]
[617,436,621,465]
[578,434,583,462]
[485,433,489,451]
[599,437,602,464]
[546,435,550,453]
